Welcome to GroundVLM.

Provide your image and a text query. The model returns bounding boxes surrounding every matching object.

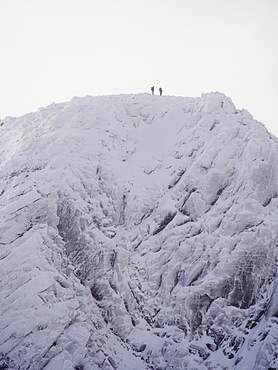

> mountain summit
[0,92,278,369]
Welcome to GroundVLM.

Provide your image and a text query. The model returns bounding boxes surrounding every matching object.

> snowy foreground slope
[0,92,278,369]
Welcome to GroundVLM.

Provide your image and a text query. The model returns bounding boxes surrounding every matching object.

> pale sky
[1,0,278,136]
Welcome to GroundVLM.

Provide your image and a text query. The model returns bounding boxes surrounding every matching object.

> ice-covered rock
[0,92,278,369]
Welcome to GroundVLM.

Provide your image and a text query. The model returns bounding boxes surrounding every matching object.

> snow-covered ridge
[0,92,278,369]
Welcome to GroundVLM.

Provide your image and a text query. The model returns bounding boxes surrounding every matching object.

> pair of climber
[151,86,163,96]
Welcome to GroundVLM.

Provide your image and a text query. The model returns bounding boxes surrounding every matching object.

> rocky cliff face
[0,92,278,369]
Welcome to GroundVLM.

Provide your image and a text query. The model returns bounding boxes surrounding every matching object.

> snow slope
[0,92,278,369]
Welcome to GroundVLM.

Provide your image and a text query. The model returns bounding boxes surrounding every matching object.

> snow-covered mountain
[1,92,278,370]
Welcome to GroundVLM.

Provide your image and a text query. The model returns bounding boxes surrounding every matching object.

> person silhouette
[159,87,163,96]
[151,86,155,95]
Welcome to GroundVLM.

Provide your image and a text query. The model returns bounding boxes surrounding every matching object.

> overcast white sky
[1,0,277,135]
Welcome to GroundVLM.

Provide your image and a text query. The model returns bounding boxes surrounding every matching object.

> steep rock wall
[0,93,278,369]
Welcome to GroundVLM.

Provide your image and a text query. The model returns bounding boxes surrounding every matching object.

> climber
[159,87,163,96]
[151,86,155,95]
